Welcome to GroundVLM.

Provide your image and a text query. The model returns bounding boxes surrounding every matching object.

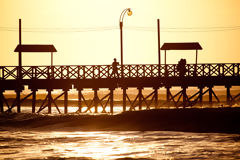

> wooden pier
[0,63,240,114]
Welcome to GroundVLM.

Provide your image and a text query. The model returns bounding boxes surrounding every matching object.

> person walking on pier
[111,58,120,78]
[177,59,187,77]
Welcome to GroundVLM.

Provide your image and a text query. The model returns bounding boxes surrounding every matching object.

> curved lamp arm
[119,8,132,26]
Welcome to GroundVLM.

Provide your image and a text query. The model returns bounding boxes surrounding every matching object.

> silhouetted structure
[0,63,239,114]
[0,20,239,114]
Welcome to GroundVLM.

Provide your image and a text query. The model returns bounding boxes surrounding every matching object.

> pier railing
[0,63,239,80]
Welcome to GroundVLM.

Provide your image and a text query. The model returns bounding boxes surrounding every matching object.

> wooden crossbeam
[212,90,220,102]
[229,92,240,106]
[37,92,64,113]
[82,91,112,113]
[5,92,33,113]
[129,93,139,111]
[37,95,48,113]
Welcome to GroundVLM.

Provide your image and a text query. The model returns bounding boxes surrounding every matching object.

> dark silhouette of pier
[0,63,239,114]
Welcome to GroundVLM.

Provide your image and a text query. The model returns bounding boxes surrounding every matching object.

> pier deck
[0,63,240,114]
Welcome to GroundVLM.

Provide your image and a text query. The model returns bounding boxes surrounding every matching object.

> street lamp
[119,8,132,77]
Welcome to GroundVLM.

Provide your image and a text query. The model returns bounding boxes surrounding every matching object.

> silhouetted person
[177,59,187,77]
[111,58,119,78]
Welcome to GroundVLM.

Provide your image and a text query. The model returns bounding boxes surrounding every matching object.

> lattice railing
[0,63,239,80]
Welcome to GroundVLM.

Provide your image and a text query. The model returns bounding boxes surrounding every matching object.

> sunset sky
[0,0,240,66]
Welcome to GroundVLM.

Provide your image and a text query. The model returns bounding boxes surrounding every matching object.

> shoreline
[1,107,240,134]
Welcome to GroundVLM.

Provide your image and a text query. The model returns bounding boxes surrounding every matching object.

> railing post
[83,66,86,79]
[136,65,139,77]
[77,66,80,79]
[237,63,240,76]
[92,66,95,79]
[165,64,168,77]
[107,65,110,78]
[98,65,101,78]
[31,66,34,79]
[143,65,146,77]
[129,65,131,78]
[67,66,69,79]
[51,66,54,79]
[1,67,4,80]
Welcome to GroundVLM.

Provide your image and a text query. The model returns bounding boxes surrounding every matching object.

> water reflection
[0,131,240,159]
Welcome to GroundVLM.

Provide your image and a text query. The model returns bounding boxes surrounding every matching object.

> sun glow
[0,0,240,66]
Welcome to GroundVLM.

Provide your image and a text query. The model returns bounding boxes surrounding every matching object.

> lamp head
[127,8,132,16]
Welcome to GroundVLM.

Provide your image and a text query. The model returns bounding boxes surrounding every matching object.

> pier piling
[226,86,231,105]
[110,88,114,114]
[154,88,158,108]
[16,90,21,113]
[47,89,52,114]
[0,90,3,112]
[122,88,127,112]
[32,89,37,113]
[93,88,99,113]
[77,89,82,113]
[64,89,68,114]
[209,86,213,106]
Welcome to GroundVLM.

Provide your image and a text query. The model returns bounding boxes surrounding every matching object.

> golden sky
[0,0,240,66]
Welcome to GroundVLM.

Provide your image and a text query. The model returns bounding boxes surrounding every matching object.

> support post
[18,19,22,79]
[138,88,143,110]
[195,50,198,76]
[78,89,82,113]
[110,89,114,114]
[64,89,68,114]
[0,90,4,112]
[226,86,231,105]
[209,86,213,106]
[166,87,171,103]
[154,88,158,109]
[32,89,36,113]
[164,50,167,77]
[198,87,203,107]
[16,89,21,113]
[157,19,161,77]
[182,87,187,108]
[47,89,52,114]
[120,21,123,78]
[122,87,127,112]
[94,89,99,113]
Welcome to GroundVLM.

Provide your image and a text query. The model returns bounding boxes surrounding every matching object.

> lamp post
[119,8,132,77]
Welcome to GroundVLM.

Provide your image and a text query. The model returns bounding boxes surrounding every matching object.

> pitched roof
[14,44,57,52]
[161,42,202,50]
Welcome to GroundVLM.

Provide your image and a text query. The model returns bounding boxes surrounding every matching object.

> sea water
[1,106,240,159]
[0,130,240,159]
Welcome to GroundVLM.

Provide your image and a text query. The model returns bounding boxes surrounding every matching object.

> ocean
[0,130,240,160]
[1,106,240,159]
